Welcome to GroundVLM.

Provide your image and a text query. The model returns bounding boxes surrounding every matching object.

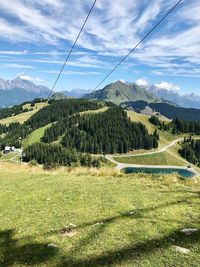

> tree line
[23,142,100,168]
[179,138,200,166]
[149,116,200,135]
[27,99,105,129]
[59,106,159,154]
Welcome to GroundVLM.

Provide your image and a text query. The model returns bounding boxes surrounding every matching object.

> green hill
[122,100,200,121]
[84,81,159,105]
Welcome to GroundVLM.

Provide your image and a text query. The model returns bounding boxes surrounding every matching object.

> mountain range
[148,85,200,109]
[0,78,199,109]
[0,78,49,107]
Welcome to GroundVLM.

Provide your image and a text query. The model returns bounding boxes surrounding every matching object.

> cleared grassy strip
[23,123,52,148]
[114,151,185,166]
[0,152,18,161]
[79,106,108,116]
[127,111,177,149]
[0,102,47,125]
[0,162,199,266]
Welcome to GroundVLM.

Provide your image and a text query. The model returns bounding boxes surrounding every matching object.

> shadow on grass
[58,229,200,267]
[0,229,58,267]
[66,195,200,231]
[1,195,199,266]
[52,195,198,266]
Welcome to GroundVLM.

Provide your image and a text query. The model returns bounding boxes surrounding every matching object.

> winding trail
[110,138,183,158]
[10,149,22,163]
[106,138,199,177]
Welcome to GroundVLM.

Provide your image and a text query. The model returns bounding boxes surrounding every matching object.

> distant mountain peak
[148,84,200,109]
[84,81,160,105]
[0,77,50,107]
[0,77,49,94]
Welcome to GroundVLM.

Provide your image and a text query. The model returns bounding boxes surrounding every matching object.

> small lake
[123,167,195,178]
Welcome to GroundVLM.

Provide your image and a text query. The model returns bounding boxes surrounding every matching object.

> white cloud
[4,63,34,69]
[155,81,180,91]
[0,50,28,55]
[0,0,199,79]
[16,73,45,83]
[43,70,101,76]
[135,78,148,87]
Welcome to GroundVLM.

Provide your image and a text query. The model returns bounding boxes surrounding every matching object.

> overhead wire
[91,0,182,92]
[47,0,97,99]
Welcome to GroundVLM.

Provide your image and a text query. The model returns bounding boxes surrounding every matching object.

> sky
[0,0,199,95]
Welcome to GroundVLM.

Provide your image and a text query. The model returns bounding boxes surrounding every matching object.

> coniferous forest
[179,139,200,166]
[149,116,200,135]
[3,98,200,167]
[60,106,158,153]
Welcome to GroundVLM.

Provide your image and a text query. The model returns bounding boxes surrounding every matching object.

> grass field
[79,106,108,116]
[23,123,52,148]
[0,162,199,266]
[0,152,18,161]
[114,151,185,166]
[0,102,47,125]
[127,111,175,149]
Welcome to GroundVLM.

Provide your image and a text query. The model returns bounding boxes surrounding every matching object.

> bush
[28,160,38,166]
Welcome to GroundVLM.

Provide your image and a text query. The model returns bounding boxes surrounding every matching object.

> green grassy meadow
[23,123,52,148]
[114,151,185,166]
[0,162,199,266]
[127,111,176,149]
[0,103,46,125]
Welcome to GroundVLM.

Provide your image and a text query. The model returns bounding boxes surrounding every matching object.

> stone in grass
[174,246,190,254]
[48,243,58,248]
[180,228,198,235]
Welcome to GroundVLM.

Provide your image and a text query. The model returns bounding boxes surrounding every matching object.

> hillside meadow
[0,161,199,266]
[0,102,46,125]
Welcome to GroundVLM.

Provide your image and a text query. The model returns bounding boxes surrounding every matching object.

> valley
[0,96,199,267]
[1,1,200,265]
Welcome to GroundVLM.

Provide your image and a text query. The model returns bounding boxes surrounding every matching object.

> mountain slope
[122,100,200,121]
[0,78,50,107]
[84,81,159,105]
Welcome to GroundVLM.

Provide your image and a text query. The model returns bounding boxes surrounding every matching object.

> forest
[23,142,100,168]
[27,99,104,129]
[43,106,159,154]
[179,139,200,166]
[149,116,200,135]
[5,98,200,167]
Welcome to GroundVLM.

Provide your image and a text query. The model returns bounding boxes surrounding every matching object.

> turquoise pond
[123,167,195,178]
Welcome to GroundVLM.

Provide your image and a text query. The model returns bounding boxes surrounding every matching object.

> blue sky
[0,0,199,95]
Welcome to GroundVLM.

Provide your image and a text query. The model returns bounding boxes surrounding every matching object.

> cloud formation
[136,79,148,87]
[155,81,180,91]
[0,0,199,87]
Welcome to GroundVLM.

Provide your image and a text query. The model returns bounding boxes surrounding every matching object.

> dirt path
[109,138,183,159]
[10,149,22,162]
[106,138,199,177]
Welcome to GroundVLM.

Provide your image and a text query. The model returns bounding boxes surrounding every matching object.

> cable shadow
[0,229,58,267]
[58,229,200,267]
[65,195,199,232]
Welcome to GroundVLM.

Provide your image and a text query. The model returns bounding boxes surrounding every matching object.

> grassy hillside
[84,81,159,105]
[0,102,46,125]
[23,123,52,148]
[127,110,175,148]
[79,106,108,116]
[0,162,199,266]
[123,101,200,121]
[114,151,185,166]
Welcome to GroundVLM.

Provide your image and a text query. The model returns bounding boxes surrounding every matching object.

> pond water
[123,167,195,178]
